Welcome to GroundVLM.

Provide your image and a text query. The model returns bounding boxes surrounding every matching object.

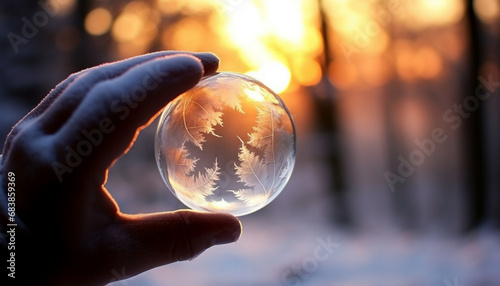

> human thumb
[108,210,242,277]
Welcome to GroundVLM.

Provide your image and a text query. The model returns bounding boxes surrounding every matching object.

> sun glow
[207,198,231,210]
[216,0,321,93]
[243,86,265,102]
[94,0,461,91]
[246,62,291,94]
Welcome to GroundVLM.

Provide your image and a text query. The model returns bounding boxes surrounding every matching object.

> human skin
[0,51,241,285]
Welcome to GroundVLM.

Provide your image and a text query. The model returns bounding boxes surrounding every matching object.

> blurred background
[1,0,500,285]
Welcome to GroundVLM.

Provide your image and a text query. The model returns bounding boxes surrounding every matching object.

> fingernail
[212,228,241,245]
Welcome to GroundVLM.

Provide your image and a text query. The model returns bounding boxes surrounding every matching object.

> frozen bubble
[155,72,296,216]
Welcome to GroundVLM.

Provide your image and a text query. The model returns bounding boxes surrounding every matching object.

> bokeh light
[403,0,466,29]
[293,57,322,86]
[110,1,159,57]
[49,0,76,16]
[112,10,143,42]
[80,0,467,93]
[161,18,209,52]
[78,0,473,93]
[474,0,500,24]
[84,8,113,36]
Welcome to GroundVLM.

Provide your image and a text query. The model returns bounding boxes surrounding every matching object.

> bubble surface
[155,72,296,216]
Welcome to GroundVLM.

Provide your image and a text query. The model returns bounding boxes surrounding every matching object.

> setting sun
[246,61,291,94]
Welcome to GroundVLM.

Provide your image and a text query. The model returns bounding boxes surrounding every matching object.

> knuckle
[7,121,56,169]
[170,211,210,261]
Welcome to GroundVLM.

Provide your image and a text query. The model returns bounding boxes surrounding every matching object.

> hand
[0,51,242,285]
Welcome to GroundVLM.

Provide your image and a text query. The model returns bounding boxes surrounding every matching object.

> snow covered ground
[107,216,500,286]
[105,124,500,286]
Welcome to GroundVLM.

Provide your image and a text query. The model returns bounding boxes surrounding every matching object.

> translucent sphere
[155,72,296,216]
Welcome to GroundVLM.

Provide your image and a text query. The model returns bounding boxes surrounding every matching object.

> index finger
[37,51,219,132]
[3,51,219,156]
[53,54,210,179]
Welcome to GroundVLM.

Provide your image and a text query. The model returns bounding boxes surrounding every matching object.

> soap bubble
[155,72,296,216]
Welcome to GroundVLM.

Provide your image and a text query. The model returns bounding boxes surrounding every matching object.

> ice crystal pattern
[155,72,296,216]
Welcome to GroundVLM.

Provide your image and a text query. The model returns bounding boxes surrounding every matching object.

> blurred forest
[1,0,500,285]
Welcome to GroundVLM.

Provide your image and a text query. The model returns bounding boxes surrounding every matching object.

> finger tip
[192,52,220,75]
[164,54,205,76]
[156,51,219,77]
[148,54,205,93]
[223,212,243,240]
[209,212,242,245]
[175,210,242,244]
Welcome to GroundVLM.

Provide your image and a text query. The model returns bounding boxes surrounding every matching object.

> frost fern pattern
[156,72,296,216]
[233,105,294,206]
